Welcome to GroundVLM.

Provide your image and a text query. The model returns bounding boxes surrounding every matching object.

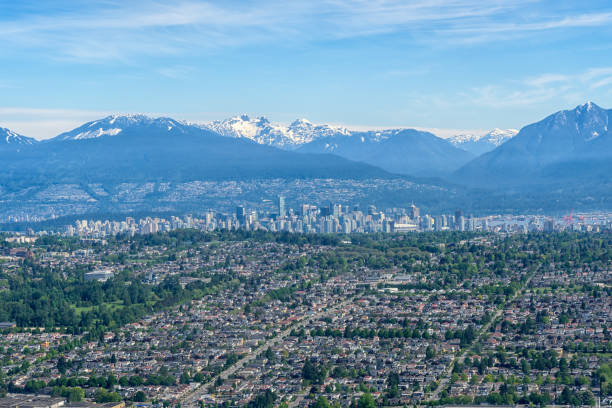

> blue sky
[1,0,612,139]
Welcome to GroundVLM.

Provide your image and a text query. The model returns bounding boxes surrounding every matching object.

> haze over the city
[2,0,612,139]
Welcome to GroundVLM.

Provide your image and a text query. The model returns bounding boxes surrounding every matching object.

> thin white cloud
[591,76,612,89]
[438,10,612,44]
[524,74,571,88]
[1,120,91,140]
[1,0,608,62]
[447,11,612,35]
[0,1,290,62]
[0,107,108,117]
[465,66,612,109]
[0,107,111,139]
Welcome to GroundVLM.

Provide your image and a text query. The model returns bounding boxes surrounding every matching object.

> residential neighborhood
[0,231,610,407]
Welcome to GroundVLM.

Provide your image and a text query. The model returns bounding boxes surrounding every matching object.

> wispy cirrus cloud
[442,10,612,43]
[2,0,611,63]
[466,67,612,108]
[0,1,293,62]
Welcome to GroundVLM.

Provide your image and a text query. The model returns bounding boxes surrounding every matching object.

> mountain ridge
[203,114,350,149]
[0,127,38,148]
[298,128,475,177]
[0,115,392,191]
[0,114,513,178]
[449,128,517,155]
[51,115,185,141]
[453,101,612,188]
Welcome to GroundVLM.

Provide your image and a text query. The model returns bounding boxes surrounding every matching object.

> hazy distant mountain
[454,102,612,187]
[205,116,477,176]
[298,128,475,177]
[449,128,517,156]
[0,127,37,149]
[0,115,389,190]
[204,115,350,149]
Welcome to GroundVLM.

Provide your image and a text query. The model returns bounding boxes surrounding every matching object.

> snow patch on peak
[574,101,604,116]
[579,101,595,111]
[0,127,37,145]
[448,132,482,144]
[54,114,183,141]
[486,128,519,145]
[449,128,517,155]
[205,115,349,149]
[450,128,517,147]
[71,128,123,140]
[585,131,600,142]
[290,118,312,127]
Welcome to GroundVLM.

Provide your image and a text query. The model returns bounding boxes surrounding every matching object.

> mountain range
[200,114,515,176]
[1,101,612,213]
[204,115,350,149]
[0,114,516,180]
[0,116,388,191]
[201,114,516,161]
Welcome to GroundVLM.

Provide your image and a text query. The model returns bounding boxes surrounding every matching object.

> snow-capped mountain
[454,101,612,187]
[303,129,416,153]
[52,114,185,141]
[204,115,350,149]
[287,118,351,144]
[205,114,517,161]
[0,127,37,147]
[205,115,481,175]
[449,128,517,156]
[1,114,386,189]
[485,128,519,145]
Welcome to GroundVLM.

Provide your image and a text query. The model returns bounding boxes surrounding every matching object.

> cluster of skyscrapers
[66,196,488,238]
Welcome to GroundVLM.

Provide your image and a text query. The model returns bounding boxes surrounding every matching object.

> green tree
[57,356,70,375]
[357,393,376,408]
[95,388,122,403]
[310,396,331,408]
[133,391,147,402]
[302,358,326,384]
[247,390,276,408]
[180,371,191,384]
[68,387,84,402]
